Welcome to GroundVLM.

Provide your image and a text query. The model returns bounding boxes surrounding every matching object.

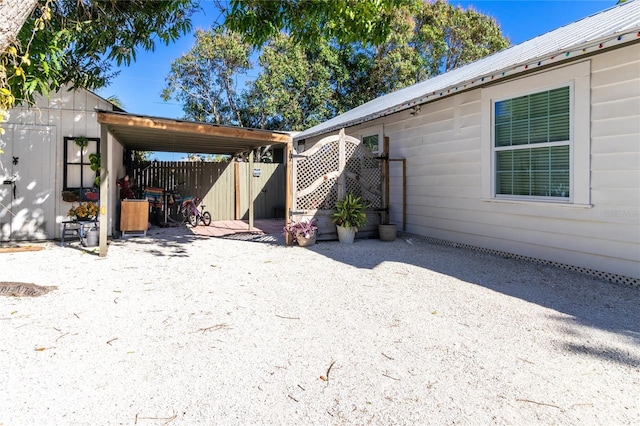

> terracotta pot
[296,232,316,247]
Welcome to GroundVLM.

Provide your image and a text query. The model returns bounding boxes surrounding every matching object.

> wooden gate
[291,129,382,240]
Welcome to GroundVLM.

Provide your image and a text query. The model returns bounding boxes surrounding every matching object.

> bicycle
[180,196,211,227]
[166,187,185,223]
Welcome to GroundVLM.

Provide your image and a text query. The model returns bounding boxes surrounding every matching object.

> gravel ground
[1,226,638,425]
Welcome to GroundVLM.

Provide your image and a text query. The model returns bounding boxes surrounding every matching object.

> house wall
[300,43,639,280]
[4,86,122,238]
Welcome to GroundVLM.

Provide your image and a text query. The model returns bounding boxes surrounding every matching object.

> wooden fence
[130,161,285,221]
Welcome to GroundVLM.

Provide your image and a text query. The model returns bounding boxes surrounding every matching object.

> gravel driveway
[1,226,638,425]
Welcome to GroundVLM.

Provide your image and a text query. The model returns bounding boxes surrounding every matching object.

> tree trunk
[0,0,38,53]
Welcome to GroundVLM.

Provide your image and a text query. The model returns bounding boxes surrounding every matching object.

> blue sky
[95,0,615,160]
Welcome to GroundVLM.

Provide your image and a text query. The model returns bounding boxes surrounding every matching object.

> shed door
[0,125,56,241]
[291,129,382,240]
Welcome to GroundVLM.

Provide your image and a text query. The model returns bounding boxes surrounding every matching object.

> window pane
[494,86,570,148]
[496,150,513,171]
[512,171,530,196]
[531,171,550,196]
[529,117,548,143]
[67,165,82,188]
[362,135,378,153]
[495,100,511,124]
[496,171,513,194]
[495,146,569,198]
[512,96,528,120]
[550,172,570,197]
[511,120,529,145]
[512,149,531,196]
[549,114,570,141]
[494,86,571,200]
[549,86,570,115]
[67,144,82,164]
[512,149,530,171]
[529,91,548,118]
[496,151,513,194]
[495,123,511,147]
[530,147,549,170]
[550,145,569,170]
[82,165,95,188]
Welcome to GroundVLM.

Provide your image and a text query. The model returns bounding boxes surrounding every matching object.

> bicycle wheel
[188,213,198,227]
[168,204,184,223]
[202,211,211,226]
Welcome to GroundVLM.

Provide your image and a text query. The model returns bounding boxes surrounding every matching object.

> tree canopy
[2,0,510,138]
[162,28,251,126]
[164,0,510,131]
[222,0,413,48]
[0,0,198,130]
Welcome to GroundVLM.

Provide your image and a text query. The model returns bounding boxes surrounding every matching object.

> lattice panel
[293,130,382,211]
[296,142,339,192]
[295,140,340,210]
[345,143,382,208]
[297,178,339,210]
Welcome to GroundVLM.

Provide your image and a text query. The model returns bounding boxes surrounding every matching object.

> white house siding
[300,43,639,280]
[3,86,121,239]
[391,45,639,279]
[588,44,640,277]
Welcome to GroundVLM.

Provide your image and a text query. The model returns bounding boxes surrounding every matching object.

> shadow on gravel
[110,226,205,258]
[305,235,640,368]
[112,226,639,367]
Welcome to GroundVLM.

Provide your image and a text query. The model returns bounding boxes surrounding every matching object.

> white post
[98,124,109,257]
[249,149,254,231]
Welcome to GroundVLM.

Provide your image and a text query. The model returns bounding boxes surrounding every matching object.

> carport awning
[96,110,291,155]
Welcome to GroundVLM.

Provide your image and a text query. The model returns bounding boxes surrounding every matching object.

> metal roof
[295,0,640,141]
[97,110,291,155]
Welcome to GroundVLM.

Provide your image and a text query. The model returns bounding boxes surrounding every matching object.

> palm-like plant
[331,193,368,231]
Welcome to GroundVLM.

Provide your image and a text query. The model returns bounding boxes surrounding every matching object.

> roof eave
[294,29,640,142]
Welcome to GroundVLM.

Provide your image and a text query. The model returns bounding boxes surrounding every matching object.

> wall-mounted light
[297,140,306,152]
[410,105,421,116]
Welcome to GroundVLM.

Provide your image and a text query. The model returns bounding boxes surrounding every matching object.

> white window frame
[358,125,383,155]
[493,83,573,201]
[481,61,591,206]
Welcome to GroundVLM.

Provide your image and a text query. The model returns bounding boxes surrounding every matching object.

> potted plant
[331,193,368,244]
[283,219,318,247]
[68,201,99,221]
[378,221,397,241]
[377,209,397,241]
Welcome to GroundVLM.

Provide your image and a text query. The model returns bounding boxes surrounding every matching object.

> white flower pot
[336,225,356,244]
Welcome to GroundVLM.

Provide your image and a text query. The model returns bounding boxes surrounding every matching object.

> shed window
[64,137,100,190]
[493,86,571,199]
[362,135,379,154]
[359,125,383,155]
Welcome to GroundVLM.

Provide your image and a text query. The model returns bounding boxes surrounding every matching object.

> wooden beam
[285,141,293,242]
[383,136,390,225]
[389,158,406,231]
[234,162,240,220]
[97,111,291,144]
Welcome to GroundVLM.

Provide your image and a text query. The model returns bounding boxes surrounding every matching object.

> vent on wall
[399,232,639,287]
